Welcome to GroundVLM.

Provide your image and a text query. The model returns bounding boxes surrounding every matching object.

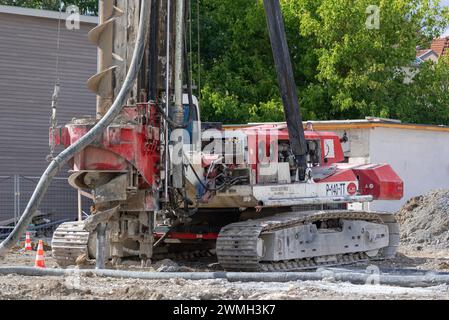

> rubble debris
[153,259,181,272]
[397,189,449,248]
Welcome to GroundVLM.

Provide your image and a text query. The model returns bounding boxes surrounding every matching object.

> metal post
[13,175,17,226]
[77,190,82,222]
[172,0,186,188]
[164,0,172,200]
[17,176,20,225]
[12,175,22,226]
[96,223,107,269]
[174,0,185,124]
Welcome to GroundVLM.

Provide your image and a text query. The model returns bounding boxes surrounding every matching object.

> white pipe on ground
[0,267,448,288]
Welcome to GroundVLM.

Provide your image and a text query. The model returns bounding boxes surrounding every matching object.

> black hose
[0,0,151,258]
[147,0,159,102]
[183,0,197,123]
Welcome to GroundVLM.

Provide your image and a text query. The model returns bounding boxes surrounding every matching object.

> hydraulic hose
[1,267,449,288]
[0,0,150,258]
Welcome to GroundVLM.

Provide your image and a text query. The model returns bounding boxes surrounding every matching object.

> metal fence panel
[18,176,91,222]
[0,176,14,223]
[0,175,92,226]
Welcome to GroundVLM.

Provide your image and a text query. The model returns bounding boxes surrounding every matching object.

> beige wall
[334,126,449,212]
[369,127,449,212]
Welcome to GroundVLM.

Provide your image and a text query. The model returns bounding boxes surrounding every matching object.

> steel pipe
[96,223,107,270]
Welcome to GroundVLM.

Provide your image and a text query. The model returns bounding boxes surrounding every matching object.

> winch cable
[48,0,64,160]
[0,0,151,258]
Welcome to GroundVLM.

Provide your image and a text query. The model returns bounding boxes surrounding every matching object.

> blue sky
[442,0,449,35]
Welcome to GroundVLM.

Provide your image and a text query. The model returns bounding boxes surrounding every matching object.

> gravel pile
[397,189,449,248]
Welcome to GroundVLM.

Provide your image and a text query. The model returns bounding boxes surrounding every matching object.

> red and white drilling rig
[1,0,404,271]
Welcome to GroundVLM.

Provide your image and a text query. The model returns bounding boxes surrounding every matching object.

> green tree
[297,0,449,120]
[194,0,449,124]
[3,0,449,125]
[196,0,281,123]
[398,58,449,125]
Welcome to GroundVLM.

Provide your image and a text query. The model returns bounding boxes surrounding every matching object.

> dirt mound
[397,189,449,247]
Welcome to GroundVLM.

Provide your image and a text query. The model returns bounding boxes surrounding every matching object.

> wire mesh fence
[0,176,15,225]
[0,175,92,227]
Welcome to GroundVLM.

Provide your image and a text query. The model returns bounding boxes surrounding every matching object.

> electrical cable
[183,153,246,193]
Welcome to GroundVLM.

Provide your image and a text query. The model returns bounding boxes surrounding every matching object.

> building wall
[0,10,97,221]
[333,128,371,164]
[368,127,449,212]
[0,12,96,176]
[329,126,449,212]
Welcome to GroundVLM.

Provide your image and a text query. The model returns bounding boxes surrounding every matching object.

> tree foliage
[399,57,449,124]
[295,0,449,120]
[194,0,449,125]
[2,0,449,125]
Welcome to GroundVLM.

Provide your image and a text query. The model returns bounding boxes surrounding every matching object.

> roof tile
[431,37,449,56]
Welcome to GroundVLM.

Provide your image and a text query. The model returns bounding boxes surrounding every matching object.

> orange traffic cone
[24,232,32,251]
[34,240,45,268]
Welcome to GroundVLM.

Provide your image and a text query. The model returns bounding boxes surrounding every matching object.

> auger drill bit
[87,0,124,119]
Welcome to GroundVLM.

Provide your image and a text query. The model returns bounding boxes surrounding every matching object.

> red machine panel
[51,103,161,187]
[351,164,403,200]
[236,124,346,170]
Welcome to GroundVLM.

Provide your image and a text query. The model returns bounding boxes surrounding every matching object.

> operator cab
[195,123,346,186]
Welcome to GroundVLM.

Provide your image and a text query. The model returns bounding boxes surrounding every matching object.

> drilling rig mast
[0,0,403,271]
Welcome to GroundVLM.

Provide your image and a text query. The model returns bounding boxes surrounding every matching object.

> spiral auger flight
[87,0,124,119]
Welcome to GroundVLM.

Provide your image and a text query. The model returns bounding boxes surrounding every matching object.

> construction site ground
[1,244,449,300]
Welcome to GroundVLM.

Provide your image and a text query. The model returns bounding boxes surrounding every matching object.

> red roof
[431,37,449,57]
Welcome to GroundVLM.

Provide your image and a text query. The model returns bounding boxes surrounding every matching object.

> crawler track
[51,221,90,267]
[51,222,215,267]
[216,210,399,272]
[52,211,399,271]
